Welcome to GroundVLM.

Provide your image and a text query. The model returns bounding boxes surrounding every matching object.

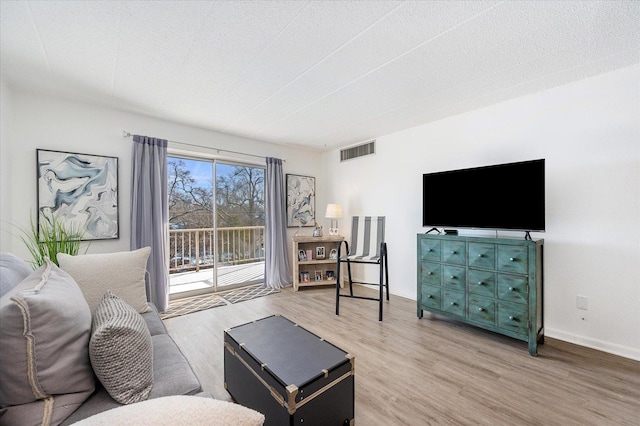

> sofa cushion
[90,291,153,405]
[0,252,33,298]
[149,334,202,397]
[62,335,203,425]
[142,302,168,336]
[72,395,265,426]
[0,259,94,425]
[58,247,151,314]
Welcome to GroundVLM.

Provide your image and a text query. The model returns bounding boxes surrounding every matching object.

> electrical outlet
[576,295,588,310]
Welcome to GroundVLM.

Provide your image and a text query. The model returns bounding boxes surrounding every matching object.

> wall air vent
[340,140,375,162]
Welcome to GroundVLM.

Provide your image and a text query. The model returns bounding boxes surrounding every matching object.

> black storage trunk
[224,315,355,426]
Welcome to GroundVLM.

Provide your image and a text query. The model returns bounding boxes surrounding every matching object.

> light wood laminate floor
[163,286,640,425]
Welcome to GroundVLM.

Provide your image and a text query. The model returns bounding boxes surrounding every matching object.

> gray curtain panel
[131,135,169,312]
[265,157,291,289]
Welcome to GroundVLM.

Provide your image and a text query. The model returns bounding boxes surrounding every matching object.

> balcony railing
[169,226,265,274]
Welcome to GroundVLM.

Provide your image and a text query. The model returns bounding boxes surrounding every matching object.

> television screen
[423,159,545,232]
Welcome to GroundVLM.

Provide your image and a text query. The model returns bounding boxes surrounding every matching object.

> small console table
[417,234,544,356]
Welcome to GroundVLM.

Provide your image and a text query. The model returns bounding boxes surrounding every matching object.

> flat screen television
[423,159,545,232]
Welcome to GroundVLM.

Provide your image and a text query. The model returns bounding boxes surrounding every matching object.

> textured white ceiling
[1,1,638,151]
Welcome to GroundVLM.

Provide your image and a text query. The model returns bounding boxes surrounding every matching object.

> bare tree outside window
[167,158,265,275]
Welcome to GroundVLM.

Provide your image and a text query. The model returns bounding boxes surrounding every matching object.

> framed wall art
[37,149,119,240]
[286,174,315,227]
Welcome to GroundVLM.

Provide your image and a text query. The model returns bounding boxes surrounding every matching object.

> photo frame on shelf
[298,249,307,261]
[316,246,325,259]
[329,248,338,260]
[286,174,315,227]
[300,272,310,282]
[325,270,335,281]
[314,270,323,281]
[37,149,119,240]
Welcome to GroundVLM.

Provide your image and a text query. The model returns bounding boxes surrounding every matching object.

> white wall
[0,78,13,252]
[0,89,325,262]
[324,64,640,360]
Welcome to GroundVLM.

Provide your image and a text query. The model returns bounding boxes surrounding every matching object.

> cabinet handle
[508,286,514,291]
[509,257,515,261]
[451,251,456,254]
[478,307,484,312]
[509,315,515,321]
[450,275,455,279]
[478,254,483,257]
[427,295,433,299]
[428,272,433,275]
[477,281,483,286]
[450,302,456,306]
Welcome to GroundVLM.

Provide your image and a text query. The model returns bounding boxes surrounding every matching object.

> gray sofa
[0,252,203,425]
[61,303,203,424]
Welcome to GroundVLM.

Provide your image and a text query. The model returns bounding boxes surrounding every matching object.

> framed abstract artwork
[37,149,119,240]
[286,174,315,227]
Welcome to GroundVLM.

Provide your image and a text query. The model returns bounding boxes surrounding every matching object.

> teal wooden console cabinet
[417,234,544,356]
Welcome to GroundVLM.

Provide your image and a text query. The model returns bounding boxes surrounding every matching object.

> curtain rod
[122,131,281,162]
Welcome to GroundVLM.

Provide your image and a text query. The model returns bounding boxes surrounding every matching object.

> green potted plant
[19,213,86,268]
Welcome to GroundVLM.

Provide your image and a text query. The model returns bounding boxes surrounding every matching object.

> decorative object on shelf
[300,272,310,282]
[314,271,323,281]
[316,246,325,259]
[37,149,119,240]
[298,250,307,261]
[286,174,315,227]
[312,222,323,237]
[329,248,338,260]
[306,249,313,260]
[325,204,343,236]
[325,271,335,281]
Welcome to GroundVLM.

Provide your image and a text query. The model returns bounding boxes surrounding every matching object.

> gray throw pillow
[0,259,94,425]
[0,252,33,298]
[90,291,153,405]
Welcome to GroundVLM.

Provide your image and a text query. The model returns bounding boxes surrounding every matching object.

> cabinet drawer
[421,285,441,310]
[443,289,465,317]
[420,239,441,262]
[468,296,495,326]
[497,244,528,275]
[498,274,528,304]
[420,262,441,286]
[468,243,496,269]
[443,265,465,291]
[442,241,466,265]
[498,302,528,336]
[468,269,496,298]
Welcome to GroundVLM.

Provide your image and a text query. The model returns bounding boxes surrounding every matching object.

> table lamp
[325,204,343,236]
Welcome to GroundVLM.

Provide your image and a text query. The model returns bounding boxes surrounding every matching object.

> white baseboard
[374,286,640,362]
[545,327,640,361]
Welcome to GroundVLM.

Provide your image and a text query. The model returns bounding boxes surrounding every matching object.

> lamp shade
[325,204,343,219]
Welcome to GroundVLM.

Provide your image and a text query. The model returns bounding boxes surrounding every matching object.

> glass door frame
[168,152,265,300]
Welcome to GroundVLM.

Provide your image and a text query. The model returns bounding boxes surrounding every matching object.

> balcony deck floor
[169,261,265,295]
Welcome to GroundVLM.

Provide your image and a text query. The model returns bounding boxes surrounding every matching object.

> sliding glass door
[167,156,265,298]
